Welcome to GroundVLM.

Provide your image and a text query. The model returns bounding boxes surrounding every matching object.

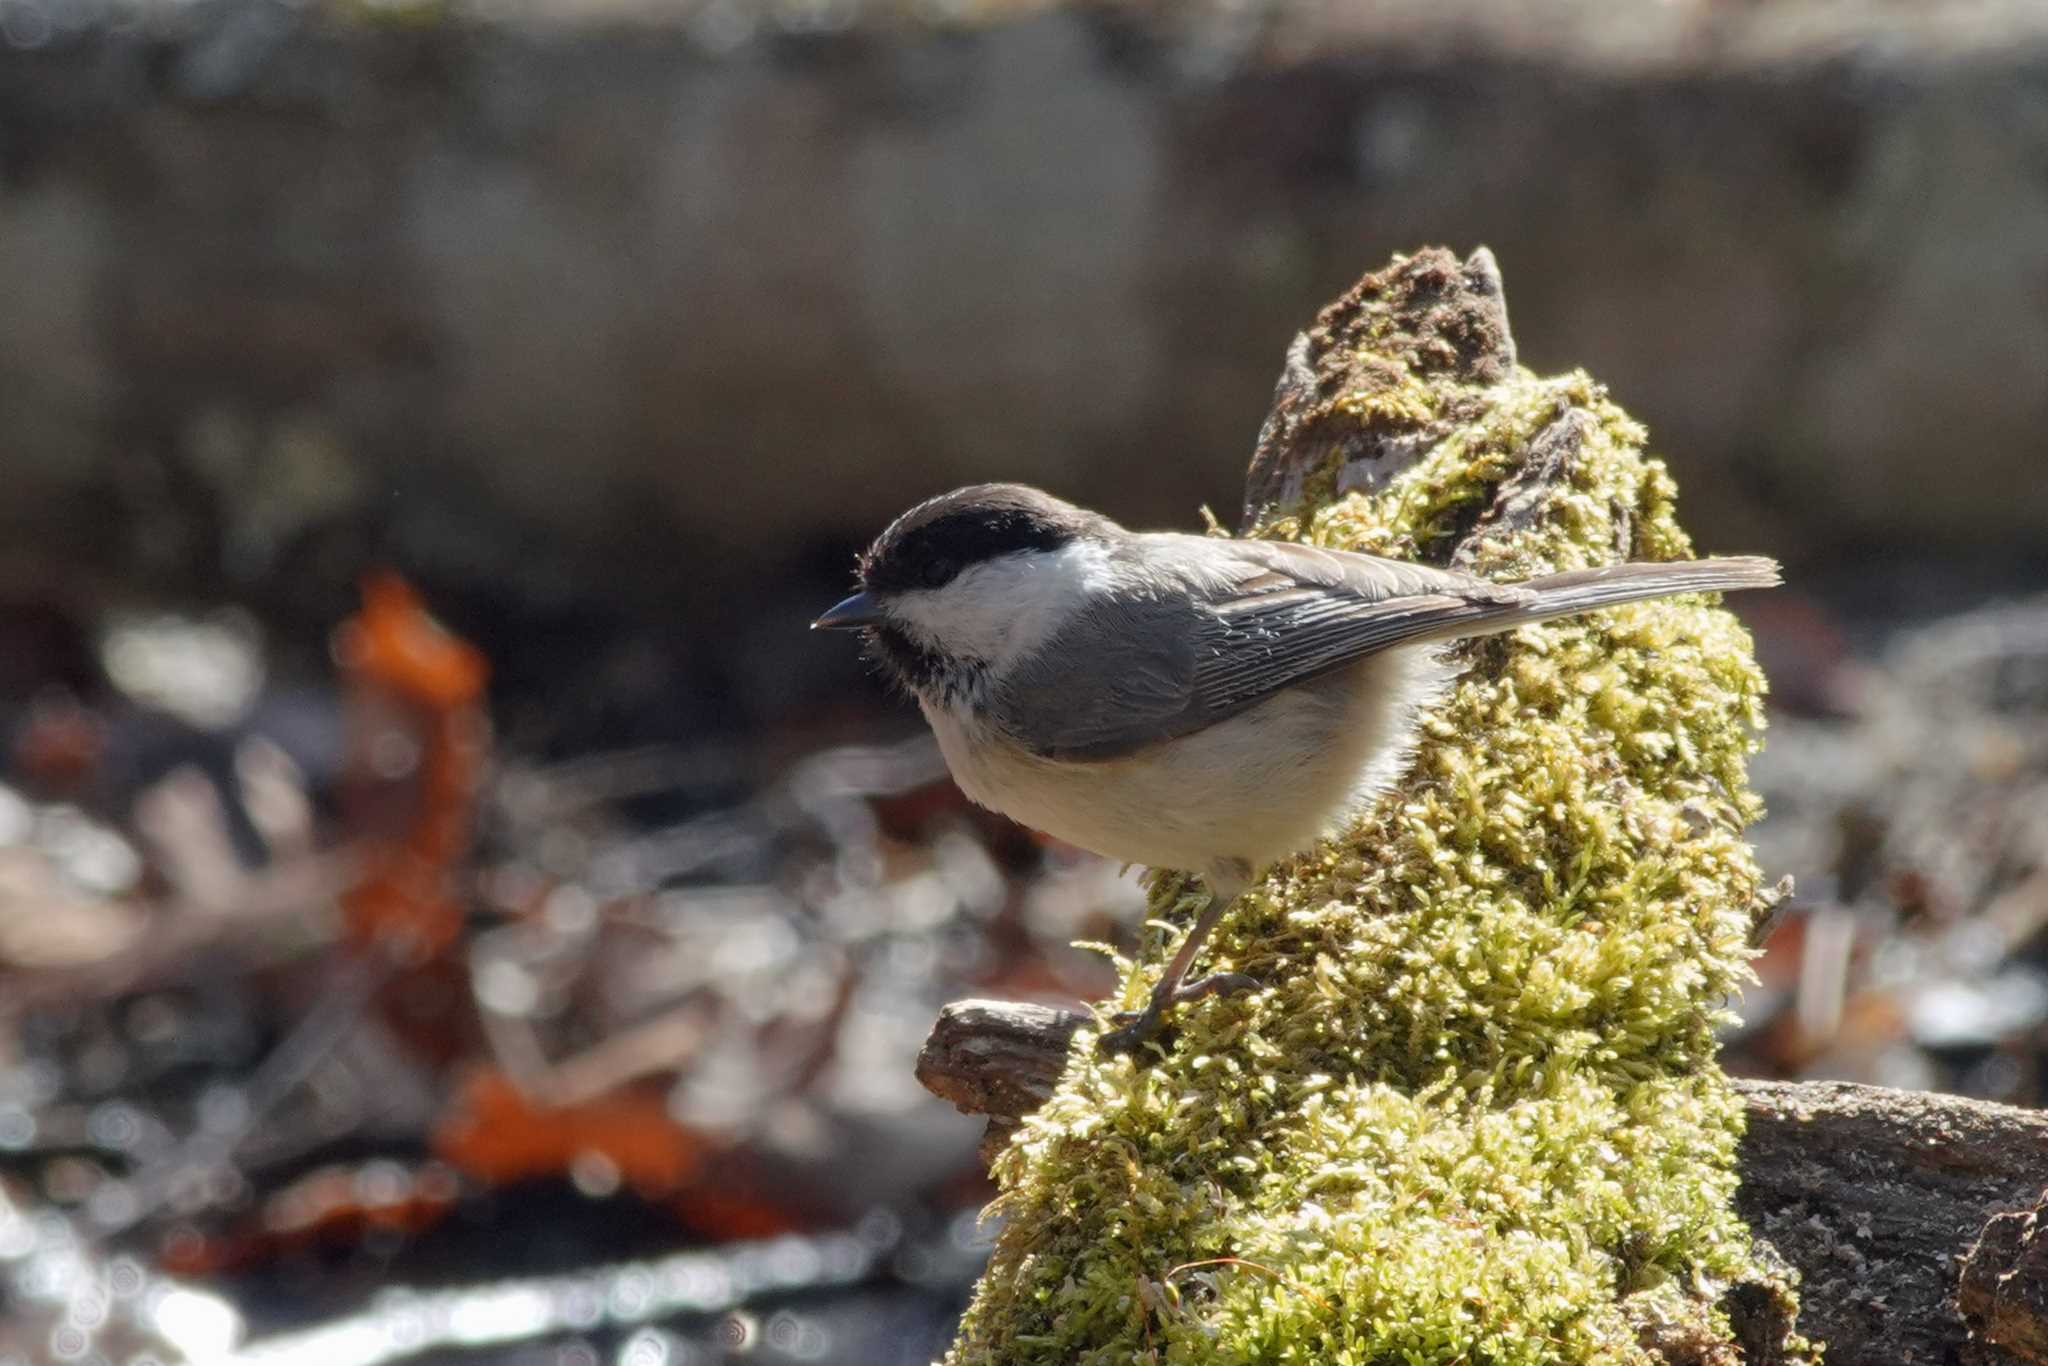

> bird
[812,483,1779,1054]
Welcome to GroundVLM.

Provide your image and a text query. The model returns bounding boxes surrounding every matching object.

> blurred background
[2,1,2047,1362]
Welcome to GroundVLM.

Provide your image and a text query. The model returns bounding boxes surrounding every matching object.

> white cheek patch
[888,540,1118,669]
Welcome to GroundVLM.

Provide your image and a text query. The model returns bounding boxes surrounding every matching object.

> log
[917,999,2048,1365]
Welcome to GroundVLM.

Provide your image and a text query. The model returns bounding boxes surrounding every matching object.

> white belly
[923,646,1451,875]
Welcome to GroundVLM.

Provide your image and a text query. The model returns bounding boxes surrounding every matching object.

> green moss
[943,354,1810,1364]
[1334,357,1443,430]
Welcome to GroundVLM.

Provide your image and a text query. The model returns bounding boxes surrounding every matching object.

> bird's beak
[811,590,883,631]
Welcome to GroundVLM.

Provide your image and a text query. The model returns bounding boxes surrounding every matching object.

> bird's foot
[1098,971,1259,1056]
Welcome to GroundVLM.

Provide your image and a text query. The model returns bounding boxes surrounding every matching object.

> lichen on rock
[942,250,1811,1365]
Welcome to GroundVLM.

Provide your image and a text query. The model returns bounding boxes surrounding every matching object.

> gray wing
[992,536,1530,761]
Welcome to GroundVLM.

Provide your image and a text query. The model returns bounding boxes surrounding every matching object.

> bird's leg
[1099,859,1258,1055]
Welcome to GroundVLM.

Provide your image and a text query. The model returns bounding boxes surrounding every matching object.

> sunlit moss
[943,341,1809,1362]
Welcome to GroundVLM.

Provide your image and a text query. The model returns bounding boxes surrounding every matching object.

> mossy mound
[944,266,1809,1364]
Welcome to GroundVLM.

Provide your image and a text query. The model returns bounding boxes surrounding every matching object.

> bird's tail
[1515,556,1781,617]
[1430,555,1781,643]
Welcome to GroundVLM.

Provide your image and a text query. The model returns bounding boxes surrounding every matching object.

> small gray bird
[813,484,1778,1054]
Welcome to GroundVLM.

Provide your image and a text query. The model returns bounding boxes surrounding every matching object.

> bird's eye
[922,557,958,588]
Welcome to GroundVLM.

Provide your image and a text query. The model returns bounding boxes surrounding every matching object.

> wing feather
[991,536,1526,761]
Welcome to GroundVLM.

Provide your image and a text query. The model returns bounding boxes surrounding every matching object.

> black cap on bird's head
[810,484,1106,631]
[811,483,1112,698]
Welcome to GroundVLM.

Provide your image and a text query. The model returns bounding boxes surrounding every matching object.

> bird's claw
[1098,972,1260,1056]
[1173,971,1259,1005]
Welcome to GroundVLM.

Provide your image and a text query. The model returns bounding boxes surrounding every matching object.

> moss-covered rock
[943,251,1811,1365]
